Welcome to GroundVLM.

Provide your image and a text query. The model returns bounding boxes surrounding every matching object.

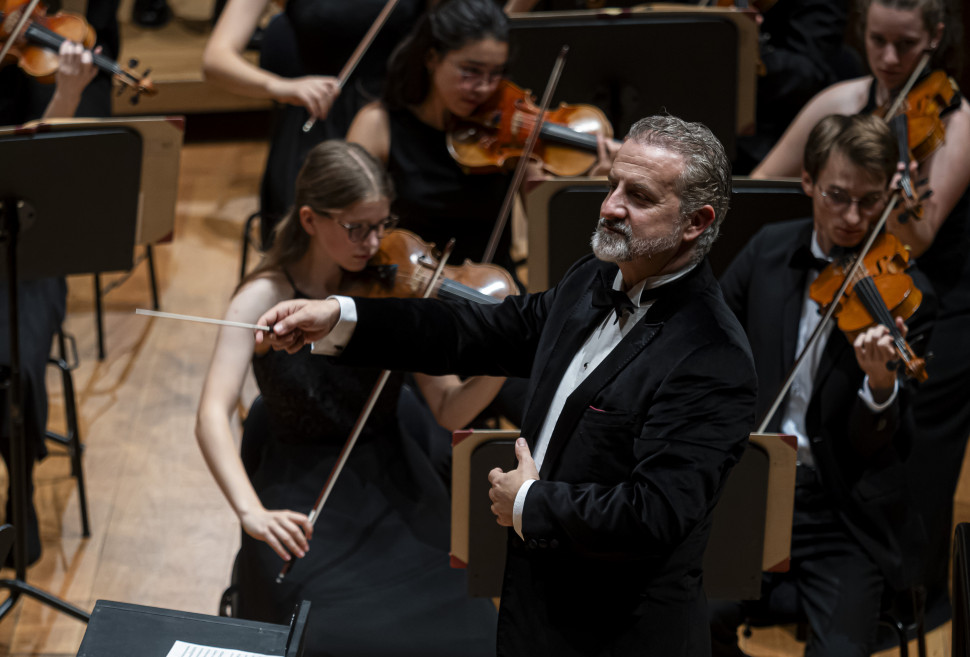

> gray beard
[590,217,681,263]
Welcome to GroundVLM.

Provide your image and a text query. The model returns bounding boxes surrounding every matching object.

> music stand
[508,6,760,159]
[0,127,142,623]
[450,430,796,600]
[524,177,811,291]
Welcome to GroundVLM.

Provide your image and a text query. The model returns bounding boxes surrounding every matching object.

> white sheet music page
[165,640,276,657]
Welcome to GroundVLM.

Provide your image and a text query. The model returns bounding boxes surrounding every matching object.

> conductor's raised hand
[239,506,313,562]
[487,438,539,527]
[255,298,341,353]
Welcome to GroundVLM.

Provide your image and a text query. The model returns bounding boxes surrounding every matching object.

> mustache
[597,217,632,238]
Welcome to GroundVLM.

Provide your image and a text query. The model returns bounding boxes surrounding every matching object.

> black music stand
[0,127,141,623]
[524,177,811,291]
[508,10,748,159]
[76,599,312,657]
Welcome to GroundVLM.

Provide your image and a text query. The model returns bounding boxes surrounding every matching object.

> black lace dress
[234,291,497,656]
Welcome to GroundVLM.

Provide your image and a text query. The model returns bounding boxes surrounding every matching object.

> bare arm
[413,373,506,431]
[752,77,871,178]
[346,102,391,164]
[202,0,339,120]
[889,100,970,256]
[196,276,313,561]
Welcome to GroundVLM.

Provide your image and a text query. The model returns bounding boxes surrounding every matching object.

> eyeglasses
[449,60,505,87]
[818,188,886,216]
[321,212,399,243]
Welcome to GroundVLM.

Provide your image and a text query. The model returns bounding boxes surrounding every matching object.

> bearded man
[257,114,758,657]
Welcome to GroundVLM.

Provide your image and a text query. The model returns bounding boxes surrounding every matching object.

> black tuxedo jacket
[719,218,934,590]
[340,255,758,656]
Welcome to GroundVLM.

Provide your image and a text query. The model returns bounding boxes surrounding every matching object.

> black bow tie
[591,286,637,324]
[789,245,829,272]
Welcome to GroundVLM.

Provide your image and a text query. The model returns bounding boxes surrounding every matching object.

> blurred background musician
[752,0,970,614]
[196,140,502,657]
[202,0,427,248]
[0,36,102,565]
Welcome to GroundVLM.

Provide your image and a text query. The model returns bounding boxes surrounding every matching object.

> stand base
[0,578,90,623]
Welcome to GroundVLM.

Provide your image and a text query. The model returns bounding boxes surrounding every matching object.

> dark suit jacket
[339,255,758,656]
[719,218,934,590]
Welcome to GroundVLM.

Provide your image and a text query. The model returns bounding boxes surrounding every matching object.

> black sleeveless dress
[257,0,424,245]
[385,107,516,274]
[234,284,497,656]
[863,79,970,604]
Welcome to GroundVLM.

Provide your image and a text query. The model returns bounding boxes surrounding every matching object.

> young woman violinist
[196,141,501,656]
[753,0,970,612]
[347,0,616,278]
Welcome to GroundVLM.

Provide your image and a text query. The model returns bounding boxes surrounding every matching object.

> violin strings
[853,274,911,361]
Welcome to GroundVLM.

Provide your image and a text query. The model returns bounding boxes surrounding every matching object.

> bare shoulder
[229,271,291,324]
[804,77,872,117]
[347,102,391,163]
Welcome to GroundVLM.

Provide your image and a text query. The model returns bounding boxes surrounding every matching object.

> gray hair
[626,115,732,263]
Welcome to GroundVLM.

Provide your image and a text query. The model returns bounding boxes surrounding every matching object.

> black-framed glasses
[323,212,399,242]
[818,188,886,216]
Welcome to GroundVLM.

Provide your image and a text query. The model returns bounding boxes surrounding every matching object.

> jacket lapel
[519,267,615,450]
[535,263,712,478]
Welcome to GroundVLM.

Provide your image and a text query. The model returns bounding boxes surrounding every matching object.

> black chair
[239,212,262,283]
[44,331,90,538]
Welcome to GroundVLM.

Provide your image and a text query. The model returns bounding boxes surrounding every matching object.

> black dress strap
[281,268,309,299]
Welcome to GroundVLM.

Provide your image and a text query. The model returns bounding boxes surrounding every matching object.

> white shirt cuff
[310,296,357,356]
[857,375,898,412]
[512,479,536,540]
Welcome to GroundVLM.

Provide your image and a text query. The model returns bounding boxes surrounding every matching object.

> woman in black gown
[196,141,503,656]
[203,0,426,246]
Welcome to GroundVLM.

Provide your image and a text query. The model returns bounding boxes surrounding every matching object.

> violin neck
[539,121,599,153]
[436,278,503,305]
[24,21,128,81]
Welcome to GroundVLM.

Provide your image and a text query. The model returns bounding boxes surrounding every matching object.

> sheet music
[165,640,276,657]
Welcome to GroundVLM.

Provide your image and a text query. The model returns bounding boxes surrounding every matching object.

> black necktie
[591,286,637,324]
[789,245,828,272]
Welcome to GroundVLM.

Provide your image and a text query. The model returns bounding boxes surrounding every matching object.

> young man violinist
[710,113,935,656]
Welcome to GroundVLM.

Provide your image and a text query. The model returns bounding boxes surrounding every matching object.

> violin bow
[0,0,43,64]
[756,191,903,433]
[481,45,569,264]
[276,238,456,583]
[301,0,401,133]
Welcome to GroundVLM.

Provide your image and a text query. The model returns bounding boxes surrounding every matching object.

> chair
[239,212,262,283]
[45,331,90,537]
[93,244,161,360]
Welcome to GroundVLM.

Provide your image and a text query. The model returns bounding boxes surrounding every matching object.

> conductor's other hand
[240,506,313,562]
[268,75,340,121]
[488,438,539,527]
[256,298,341,353]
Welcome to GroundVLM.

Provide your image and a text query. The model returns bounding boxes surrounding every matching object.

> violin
[809,233,927,381]
[876,67,961,164]
[0,0,155,100]
[343,228,517,304]
[447,79,614,177]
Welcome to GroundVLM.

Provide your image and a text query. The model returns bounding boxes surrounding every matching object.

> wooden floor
[2,5,970,653]
[0,134,965,656]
